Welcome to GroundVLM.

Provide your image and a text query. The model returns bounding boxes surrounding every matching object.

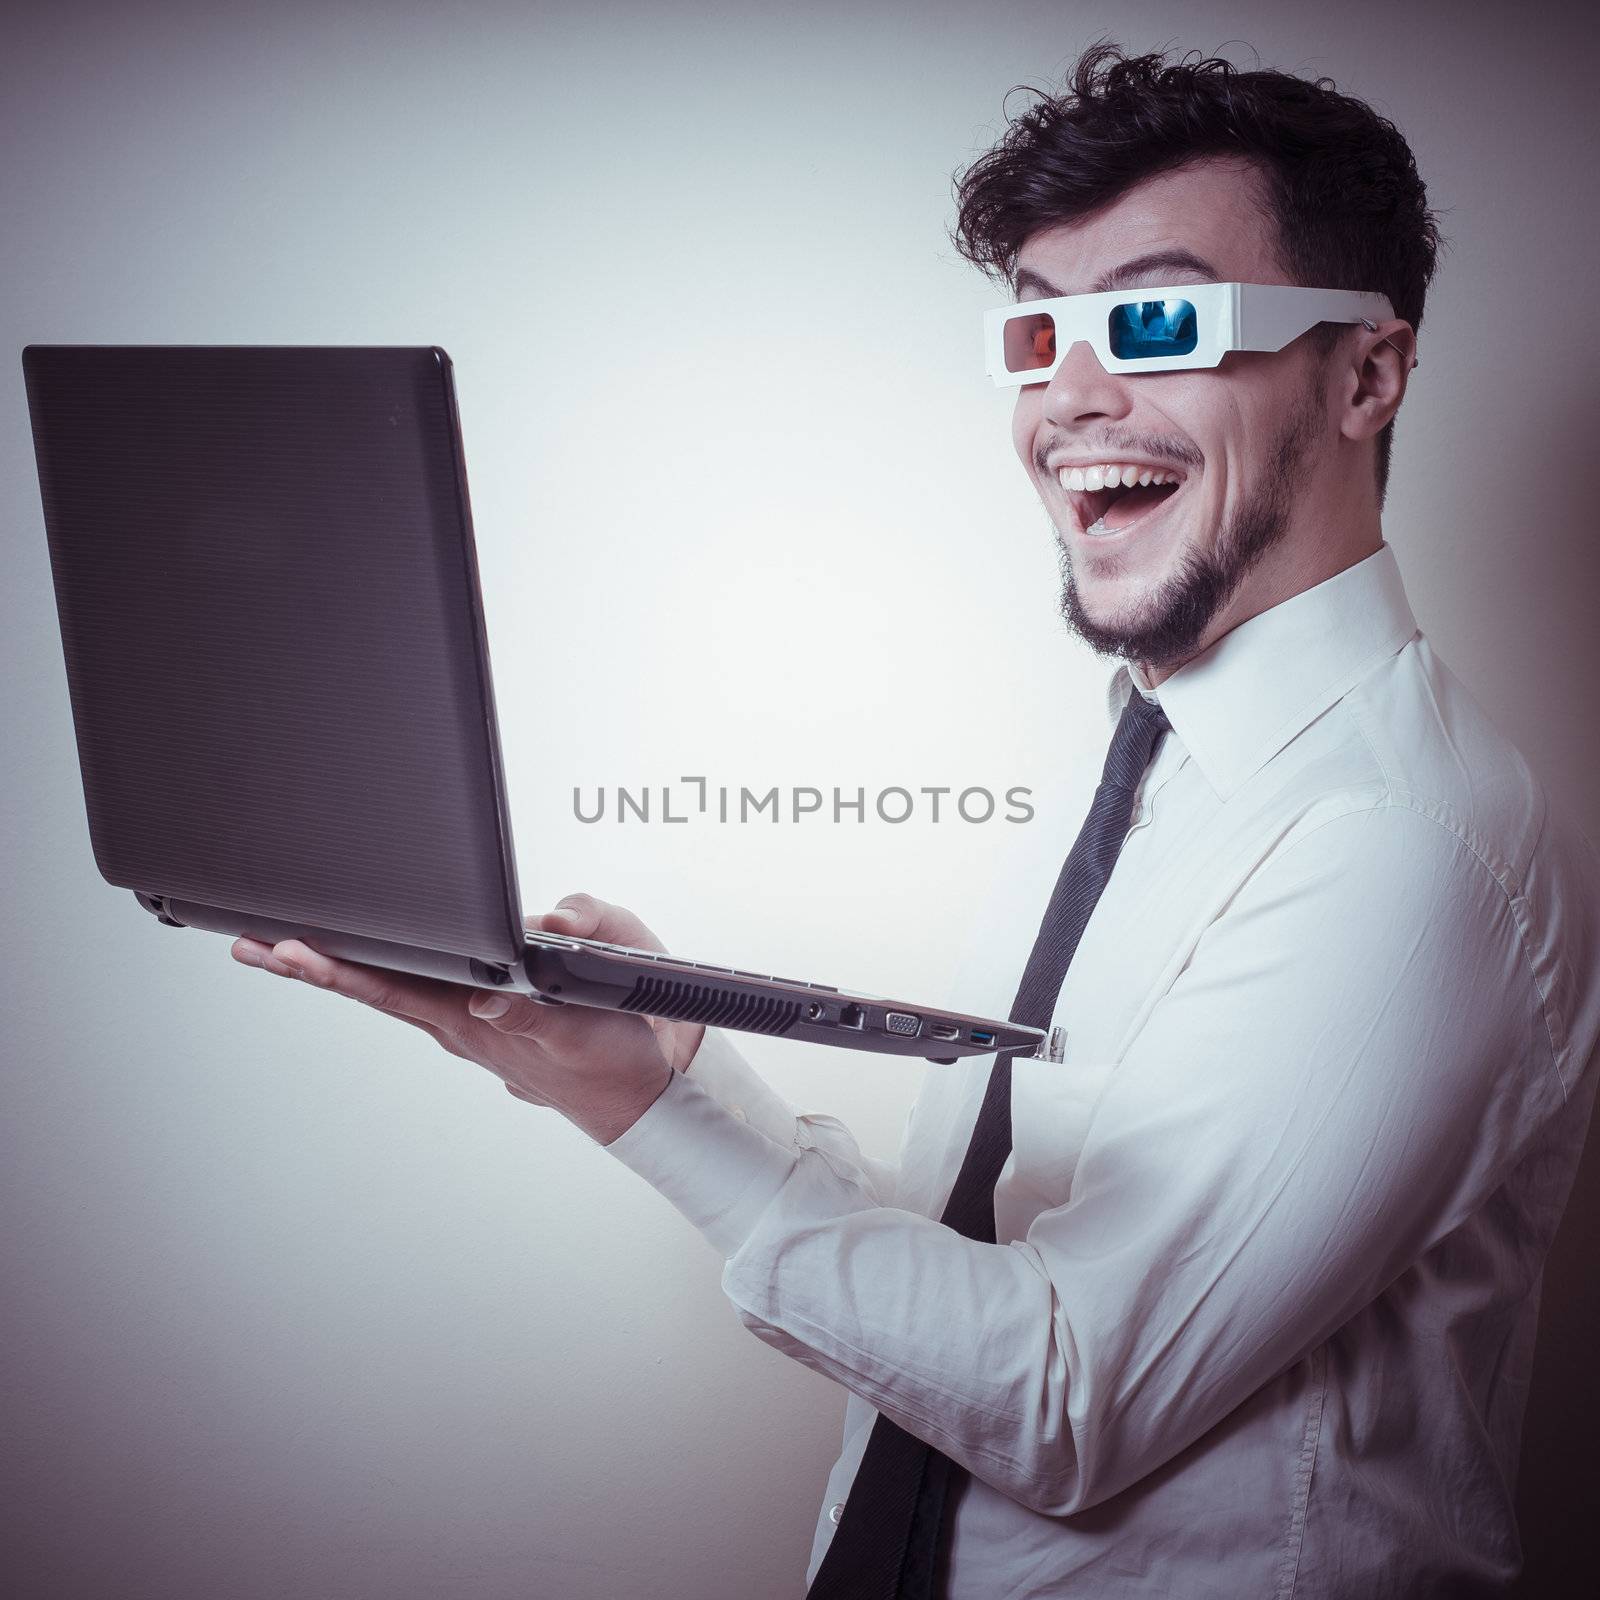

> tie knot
[1104,687,1170,789]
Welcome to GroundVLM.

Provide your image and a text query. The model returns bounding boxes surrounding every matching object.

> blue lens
[1108,298,1199,359]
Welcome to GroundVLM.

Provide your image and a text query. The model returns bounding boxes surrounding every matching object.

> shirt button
[732,1106,747,1122]
[829,1502,845,1525]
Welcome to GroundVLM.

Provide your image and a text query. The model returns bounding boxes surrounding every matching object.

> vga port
[885,1012,921,1037]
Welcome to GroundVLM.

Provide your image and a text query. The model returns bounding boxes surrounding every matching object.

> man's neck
[1136,524,1384,690]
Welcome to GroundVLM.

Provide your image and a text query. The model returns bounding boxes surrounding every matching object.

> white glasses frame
[983,281,1407,385]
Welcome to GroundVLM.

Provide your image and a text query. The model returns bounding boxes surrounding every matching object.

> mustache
[1033,431,1205,477]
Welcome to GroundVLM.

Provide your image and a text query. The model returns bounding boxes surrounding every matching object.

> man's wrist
[575,1061,677,1146]
[680,1024,707,1073]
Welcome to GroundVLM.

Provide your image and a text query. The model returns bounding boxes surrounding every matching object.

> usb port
[928,1023,960,1042]
[885,1012,920,1037]
[969,1029,996,1047]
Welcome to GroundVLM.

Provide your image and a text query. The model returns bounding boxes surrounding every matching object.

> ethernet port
[839,1003,866,1030]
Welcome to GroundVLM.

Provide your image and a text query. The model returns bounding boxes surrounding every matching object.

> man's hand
[229,893,704,1144]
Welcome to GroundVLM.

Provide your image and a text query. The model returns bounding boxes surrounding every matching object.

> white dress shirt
[604,542,1600,1598]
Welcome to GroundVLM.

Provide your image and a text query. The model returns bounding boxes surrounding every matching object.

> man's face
[1010,157,1337,676]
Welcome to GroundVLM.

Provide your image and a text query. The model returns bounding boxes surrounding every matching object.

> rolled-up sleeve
[607,804,1564,1515]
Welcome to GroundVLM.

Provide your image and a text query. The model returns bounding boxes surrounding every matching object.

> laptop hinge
[134,891,187,927]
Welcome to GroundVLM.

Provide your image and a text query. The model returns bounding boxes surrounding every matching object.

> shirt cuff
[681,1025,806,1149]
[603,1064,799,1257]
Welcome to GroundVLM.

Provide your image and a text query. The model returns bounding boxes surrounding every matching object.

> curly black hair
[953,42,1443,501]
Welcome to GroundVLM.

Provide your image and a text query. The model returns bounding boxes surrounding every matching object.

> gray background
[3,1,1595,1596]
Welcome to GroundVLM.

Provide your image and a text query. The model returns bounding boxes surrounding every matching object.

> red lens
[1003,310,1057,373]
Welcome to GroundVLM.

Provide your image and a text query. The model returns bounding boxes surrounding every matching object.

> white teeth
[1056,463,1183,491]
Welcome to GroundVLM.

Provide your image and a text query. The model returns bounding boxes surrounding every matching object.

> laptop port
[928,1023,960,1042]
[969,1029,996,1047]
[885,1012,920,1037]
[839,1003,866,1029]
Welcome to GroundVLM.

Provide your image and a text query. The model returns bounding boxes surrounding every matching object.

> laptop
[21,345,1042,1064]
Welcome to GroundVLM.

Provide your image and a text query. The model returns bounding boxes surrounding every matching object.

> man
[233,44,1600,1599]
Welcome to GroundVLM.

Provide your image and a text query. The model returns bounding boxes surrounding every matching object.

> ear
[1339,319,1418,444]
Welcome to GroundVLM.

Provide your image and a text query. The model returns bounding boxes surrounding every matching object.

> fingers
[466,987,555,1039]
[233,935,464,1032]
[232,928,667,1132]
[232,938,300,978]
[528,892,666,954]
[536,893,603,937]
[232,934,555,1055]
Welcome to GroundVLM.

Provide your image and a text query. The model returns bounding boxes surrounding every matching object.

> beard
[1055,379,1323,673]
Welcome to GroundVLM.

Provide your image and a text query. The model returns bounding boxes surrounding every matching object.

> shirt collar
[1105,541,1419,801]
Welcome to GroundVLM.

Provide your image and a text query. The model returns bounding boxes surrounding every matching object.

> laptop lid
[22,344,527,967]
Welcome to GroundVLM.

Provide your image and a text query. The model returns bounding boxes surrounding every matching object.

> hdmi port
[928,1024,960,1041]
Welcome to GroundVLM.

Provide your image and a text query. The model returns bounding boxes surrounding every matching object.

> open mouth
[1058,465,1186,539]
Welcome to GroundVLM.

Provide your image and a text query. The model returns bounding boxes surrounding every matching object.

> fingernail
[472,993,512,1020]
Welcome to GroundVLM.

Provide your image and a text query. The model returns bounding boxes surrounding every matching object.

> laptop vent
[619,976,802,1035]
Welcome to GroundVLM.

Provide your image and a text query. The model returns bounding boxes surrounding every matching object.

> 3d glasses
[984,282,1404,385]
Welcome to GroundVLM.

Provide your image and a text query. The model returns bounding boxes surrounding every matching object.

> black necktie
[807,686,1172,1600]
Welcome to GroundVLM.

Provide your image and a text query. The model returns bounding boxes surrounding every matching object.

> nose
[1039,338,1132,428]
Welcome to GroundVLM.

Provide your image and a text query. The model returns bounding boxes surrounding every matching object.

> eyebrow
[1014,248,1221,299]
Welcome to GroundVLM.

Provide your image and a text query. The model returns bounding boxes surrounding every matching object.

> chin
[1057,532,1208,666]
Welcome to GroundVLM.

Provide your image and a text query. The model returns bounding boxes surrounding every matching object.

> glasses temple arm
[1359,316,1421,369]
